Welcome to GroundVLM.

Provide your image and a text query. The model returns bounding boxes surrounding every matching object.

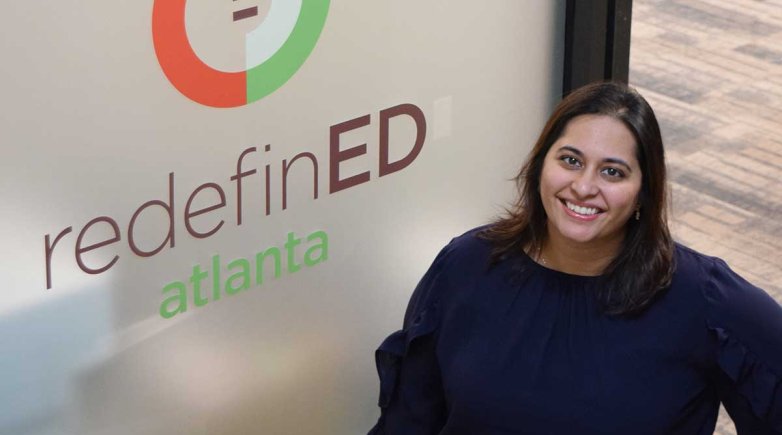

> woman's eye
[560,156,580,167]
[602,167,624,178]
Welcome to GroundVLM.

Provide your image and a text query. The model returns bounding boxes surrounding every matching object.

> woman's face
[539,114,642,252]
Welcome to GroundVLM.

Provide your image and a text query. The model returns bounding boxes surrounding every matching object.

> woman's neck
[538,233,623,276]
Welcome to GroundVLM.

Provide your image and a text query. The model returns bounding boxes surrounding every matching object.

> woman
[368,82,782,434]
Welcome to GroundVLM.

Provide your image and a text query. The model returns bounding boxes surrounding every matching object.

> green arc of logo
[247,1,329,103]
[152,0,330,108]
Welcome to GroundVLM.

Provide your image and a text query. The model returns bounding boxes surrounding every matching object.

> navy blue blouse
[369,228,782,434]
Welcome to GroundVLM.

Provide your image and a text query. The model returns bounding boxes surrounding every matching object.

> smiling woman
[367,82,782,434]
[483,82,673,315]
[539,115,643,276]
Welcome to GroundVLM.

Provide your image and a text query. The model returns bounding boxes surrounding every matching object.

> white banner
[0,1,564,433]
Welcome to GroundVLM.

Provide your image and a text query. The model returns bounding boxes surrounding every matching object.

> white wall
[0,1,564,433]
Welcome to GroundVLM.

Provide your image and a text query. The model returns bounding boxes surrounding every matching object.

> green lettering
[304,230,329,266]
[160,281,187,319]
[189,264,209,307]
[285,231,302,273]
[255,247,281,285]
[212,255,221,301]
[159,229,331,318]
[226,258,250,295]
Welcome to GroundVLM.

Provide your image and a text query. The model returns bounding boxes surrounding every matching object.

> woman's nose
[571,172,599,197]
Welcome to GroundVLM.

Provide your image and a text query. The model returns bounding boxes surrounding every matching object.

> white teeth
[566,201,599,216]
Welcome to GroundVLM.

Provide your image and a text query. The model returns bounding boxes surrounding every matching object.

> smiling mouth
[563,200,603,216]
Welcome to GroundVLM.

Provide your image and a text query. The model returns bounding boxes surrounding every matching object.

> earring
[635,208,641,221]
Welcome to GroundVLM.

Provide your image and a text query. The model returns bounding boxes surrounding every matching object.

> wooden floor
[630,0,782,433]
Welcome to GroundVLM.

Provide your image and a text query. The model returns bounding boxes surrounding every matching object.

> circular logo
[152,0,330,108]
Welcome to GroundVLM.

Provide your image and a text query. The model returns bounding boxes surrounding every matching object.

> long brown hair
[480,82,674,316]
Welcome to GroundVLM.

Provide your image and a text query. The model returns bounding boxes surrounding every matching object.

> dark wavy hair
[480,82,674,316]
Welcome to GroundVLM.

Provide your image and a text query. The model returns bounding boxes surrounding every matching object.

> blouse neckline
[518,249,604,282]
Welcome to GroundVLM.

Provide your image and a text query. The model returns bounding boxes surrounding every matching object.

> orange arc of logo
[152,0,247,108]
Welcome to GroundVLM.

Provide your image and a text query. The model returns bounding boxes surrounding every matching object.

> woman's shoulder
[672,243,770,302]
[671,242,724,276]
[433,225,496,269]
[673,247,782,430]
[669,243,754,296]
[408,225,501,306]
[671,243,773,312]
[673,243,782,364]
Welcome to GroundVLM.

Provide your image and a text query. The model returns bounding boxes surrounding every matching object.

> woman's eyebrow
[604,157,632,172]
[557,145,633,172]
[558,145,583,156]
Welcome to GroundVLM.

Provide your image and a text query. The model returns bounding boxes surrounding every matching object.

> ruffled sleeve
[703,257,782,434]
[368,244,453,435]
